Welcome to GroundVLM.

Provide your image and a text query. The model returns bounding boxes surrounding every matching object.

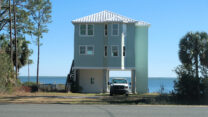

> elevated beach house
[66,10,150,93]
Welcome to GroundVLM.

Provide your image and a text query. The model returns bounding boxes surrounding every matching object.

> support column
[103,69,109,93]
[106,69,109,92]
[131,70,136,94]
[134,25,149,93]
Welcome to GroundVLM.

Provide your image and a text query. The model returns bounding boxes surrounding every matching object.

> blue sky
[19,0,208,77]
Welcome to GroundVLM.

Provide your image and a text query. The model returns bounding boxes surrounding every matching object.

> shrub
[173,66,208,102]
[0,51,16,93]
[173,74,201,100]
[201,78,208,98]
[22,82,38,92]
[70,80,82,93]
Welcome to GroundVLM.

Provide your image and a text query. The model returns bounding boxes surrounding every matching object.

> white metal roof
[72,10,150,26]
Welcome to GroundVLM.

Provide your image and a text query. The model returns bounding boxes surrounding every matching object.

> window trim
[111,45,119,57]
[79,24,94,37]
[111,23,119,36]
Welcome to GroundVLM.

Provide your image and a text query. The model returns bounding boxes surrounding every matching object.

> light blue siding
[135,25,148,93]
[74,23,136,69]
[74,24,104,67]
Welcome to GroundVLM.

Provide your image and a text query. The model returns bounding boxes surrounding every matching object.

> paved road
[0,104,208,117]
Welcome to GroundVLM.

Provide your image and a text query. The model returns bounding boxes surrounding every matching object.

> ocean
[19,76,176,93]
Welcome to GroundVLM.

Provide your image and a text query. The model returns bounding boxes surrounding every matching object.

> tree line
[173,32,208,102]
[0,0,51,91]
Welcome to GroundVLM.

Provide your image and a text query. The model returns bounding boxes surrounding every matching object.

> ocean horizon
[19,76,176,93]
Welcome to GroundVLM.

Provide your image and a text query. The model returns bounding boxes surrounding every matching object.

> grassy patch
[0,92,208,105]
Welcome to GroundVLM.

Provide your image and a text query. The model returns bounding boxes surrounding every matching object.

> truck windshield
[112,79,127,84]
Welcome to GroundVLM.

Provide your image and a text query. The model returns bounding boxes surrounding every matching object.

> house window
[80,24,94,36]
[104,46,107,57]
[80,46,86,55]
[112,24,119,36]
[111,46,119,57]
[88,24,94,35]
[87,46,94,55]
[123,46,125,56]
[90,77,94,84]
[80,24,86,35]
[104,24,108,36]
[79,45,94,55]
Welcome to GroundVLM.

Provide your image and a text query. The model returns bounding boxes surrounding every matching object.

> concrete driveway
[0,104,207,117]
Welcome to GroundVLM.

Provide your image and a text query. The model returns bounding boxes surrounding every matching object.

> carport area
[104,69,136,94]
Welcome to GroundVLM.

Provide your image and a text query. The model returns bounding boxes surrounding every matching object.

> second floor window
[111,46,119,57]
[87,46,94,55]
[104,46,107,57]
[80,24,94,36]
[80,46,86,55]
[112,24,119,36]
[79,45,94,55]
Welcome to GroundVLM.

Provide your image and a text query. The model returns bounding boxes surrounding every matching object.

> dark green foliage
[173,71,201,100]
[178,32,208,78]
[1,35,33,70]
[0,0,33,32]
[201,78,208,97]
[174,32,208,101]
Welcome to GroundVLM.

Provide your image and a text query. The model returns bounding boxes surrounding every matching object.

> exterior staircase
[65,60,75,92]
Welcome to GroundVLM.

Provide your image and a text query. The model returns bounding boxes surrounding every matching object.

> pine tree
[26,0,52,86]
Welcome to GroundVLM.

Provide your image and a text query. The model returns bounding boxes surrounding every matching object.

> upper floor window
[80,46,86,55]
[104,46,107,57]
[80,24,94,36]
[79,45,94,55]
[87,46,94,55]
[88,24,94,35]
[112,24,119,36]
[111,46,119,57]
[104,24,108,36]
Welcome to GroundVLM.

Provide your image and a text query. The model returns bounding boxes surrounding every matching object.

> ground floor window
[90,77,94,84]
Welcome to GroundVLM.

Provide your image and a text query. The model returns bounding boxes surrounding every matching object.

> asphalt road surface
[0,104,208,117]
